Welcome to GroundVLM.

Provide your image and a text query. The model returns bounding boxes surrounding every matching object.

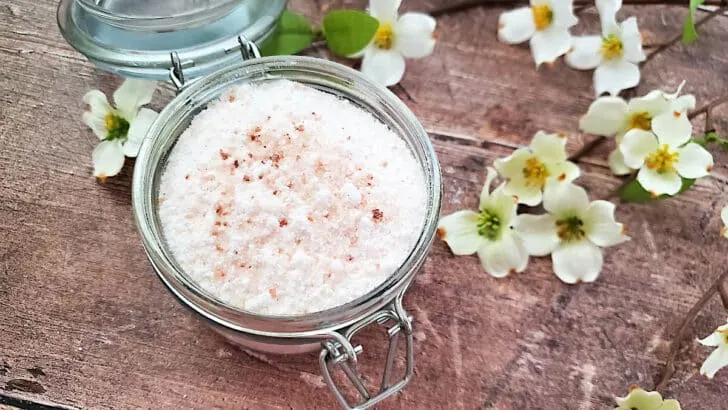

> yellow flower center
[373,23,395,50]
[531,5,553,31]
[644,144,679,174]
[522,157,550,188]
[628,112,652,131]
[104,113,130,141]
[556,216,586,242]
[600,34,623,60]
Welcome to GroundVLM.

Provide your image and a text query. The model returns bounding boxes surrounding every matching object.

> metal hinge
[169,35,261,91]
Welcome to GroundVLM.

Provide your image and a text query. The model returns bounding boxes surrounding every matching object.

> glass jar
[131,56,442,408]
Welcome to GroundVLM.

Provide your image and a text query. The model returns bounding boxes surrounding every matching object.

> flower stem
[654,270,728,393]
[568,136,607,162]
[689,93,728,120]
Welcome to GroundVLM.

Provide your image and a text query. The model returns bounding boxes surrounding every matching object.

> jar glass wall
[132,56,442,349]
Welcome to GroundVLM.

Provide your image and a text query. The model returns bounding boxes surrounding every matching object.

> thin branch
[430,0,727,17]
[568,136,607,162]
[654,270,728,393]
[643,6,726,64]
[689,93,728,120]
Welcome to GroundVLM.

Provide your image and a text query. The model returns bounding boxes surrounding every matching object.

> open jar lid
[57,0,287,80]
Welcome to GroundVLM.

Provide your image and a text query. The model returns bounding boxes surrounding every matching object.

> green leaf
[322,10,379,57]
[682,0,705,45]
[259,11,315,57]
[620,177,696,203]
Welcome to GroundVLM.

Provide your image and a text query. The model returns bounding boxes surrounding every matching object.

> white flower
[497,0,578,66]
[565,0,646,96]
[579,83,696,175]
[437,168,529,277]
[494,131,580,206]
[619,110,713,196]
[356,0,436,87]
[516,182,629,284]
[83,79,157,180]
[614,386,681,410]
[698,320,728,379]
[722,205,728,238]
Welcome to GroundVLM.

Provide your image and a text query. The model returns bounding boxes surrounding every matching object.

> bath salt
[157,79,427,315]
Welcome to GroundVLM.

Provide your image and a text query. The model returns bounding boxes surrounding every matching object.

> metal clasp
[169,35,261,91]
[319,295,414,410]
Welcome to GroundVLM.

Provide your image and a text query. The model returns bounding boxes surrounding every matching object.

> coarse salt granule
[158,79,427,316]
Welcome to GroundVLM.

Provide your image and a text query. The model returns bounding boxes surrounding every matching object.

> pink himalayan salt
[158,79,426,315]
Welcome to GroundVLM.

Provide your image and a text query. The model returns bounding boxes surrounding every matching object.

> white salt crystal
[158,79,427,315]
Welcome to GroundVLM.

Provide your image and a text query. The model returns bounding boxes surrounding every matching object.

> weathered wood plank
[1,0,727,409]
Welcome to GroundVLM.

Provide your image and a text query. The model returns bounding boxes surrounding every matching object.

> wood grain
[1,0,728,409]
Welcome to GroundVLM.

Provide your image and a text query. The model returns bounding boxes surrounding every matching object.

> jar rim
[132,56,442,337]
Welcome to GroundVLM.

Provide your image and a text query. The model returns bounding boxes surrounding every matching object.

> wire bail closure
[169,35,261,91]
[319,293,414,410]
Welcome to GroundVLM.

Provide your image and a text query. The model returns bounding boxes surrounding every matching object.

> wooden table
[2,0,727,408]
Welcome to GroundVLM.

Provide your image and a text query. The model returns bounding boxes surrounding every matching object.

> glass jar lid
[57,0,287,80]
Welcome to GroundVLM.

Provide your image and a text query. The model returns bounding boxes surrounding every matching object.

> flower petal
[579,96,629,136]
[637,167,682,196]
[652,110,692,147]
[546,160,581,184]
[620,129,658,169]
[92,140,125,178]
[627,90,671,119]
[543,182,589,217]
[565,35,602,70]
[83,89,112,117]
[583,200,629,247]
[360,48,406,87]
[497,7,536,44]
[596,0,622,36]
[479,167,499,207]
[552,240,603,284]
[615,388,665,410]
[594,59,640,96]
[487,190,519,227]
[620,17,646,63]
[494,148,531,177]
[369,0,401,23]
[504,182,543,206]
[477,231,529,278]
[608,148,634,175]
[514,214,560,256]
[394,12,436,58]
[530,26,572,66]
[82,110,108,140]
[113,79,156,121]
[700,346,728,379]
[722,205,728,238]
[698,331,725,347]
[675,143,713,179]
[437,210,483,255]
[123,108,157,158]
[531,131,567,162]
[550,0,578,28]
[672,94,696,112]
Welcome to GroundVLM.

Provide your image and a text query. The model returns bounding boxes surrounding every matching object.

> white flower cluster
[498,0,646,96]
[438,131,629,283]
[580,83,714,196]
